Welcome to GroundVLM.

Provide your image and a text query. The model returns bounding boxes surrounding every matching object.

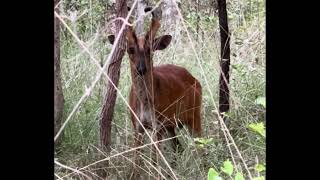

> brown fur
[129,64,202,137]
[123,14,203,153]
[108,8,202,172]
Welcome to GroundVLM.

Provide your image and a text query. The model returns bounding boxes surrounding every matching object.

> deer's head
[107,6,172,76]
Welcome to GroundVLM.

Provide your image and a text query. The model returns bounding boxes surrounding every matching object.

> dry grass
[55,0,265,179]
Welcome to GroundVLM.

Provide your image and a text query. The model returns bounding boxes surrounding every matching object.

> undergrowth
[55,0,265,179]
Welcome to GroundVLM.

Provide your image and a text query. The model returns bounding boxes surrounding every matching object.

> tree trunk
[217,0,231,120]
[135,0,146,37]
[100,0,128,151]
[162,0,179,37]
[54,0,64,146]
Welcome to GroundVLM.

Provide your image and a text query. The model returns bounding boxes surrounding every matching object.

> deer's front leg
[130,132,143,179]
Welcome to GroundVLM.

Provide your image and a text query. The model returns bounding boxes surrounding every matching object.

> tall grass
[55,0,265,179]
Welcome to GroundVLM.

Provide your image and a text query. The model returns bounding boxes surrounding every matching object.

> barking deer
[107,5,202,173]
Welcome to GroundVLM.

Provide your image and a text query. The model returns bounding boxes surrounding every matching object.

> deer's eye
[128,47,135,54]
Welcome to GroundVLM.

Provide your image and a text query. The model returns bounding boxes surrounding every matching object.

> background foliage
[55,0,265,179]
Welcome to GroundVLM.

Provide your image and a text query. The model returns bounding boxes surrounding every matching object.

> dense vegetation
[55,0,265,179]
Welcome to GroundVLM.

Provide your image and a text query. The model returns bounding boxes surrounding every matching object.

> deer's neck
[131,71,154,107]
[131,70,156,126]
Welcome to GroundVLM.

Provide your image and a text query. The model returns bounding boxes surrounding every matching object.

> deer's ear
[153,35,172,50]
[108,35,115,44]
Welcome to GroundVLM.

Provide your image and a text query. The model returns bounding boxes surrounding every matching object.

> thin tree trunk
[54,0,64,146]
[162,0,179,37]
[100,0,128,151]
[217,0,231,121]
[135,0,146,37]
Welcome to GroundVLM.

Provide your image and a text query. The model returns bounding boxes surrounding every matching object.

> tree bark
[135,0,146,37]
[217,0,231,118]
[100,0,128,151]
[54,0,65,146]
[162,0,179,37]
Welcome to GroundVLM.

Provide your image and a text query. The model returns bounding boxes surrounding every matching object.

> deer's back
[153,64,202,127]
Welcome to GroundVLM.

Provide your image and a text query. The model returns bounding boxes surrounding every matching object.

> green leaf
[208,168,222,180]
[253,176,265,180]
[248,122,266,137]
[197,144,204,148]
[234,172,245,180]
[231,64,241,70]
[194,137,214,145]
[255,164,266,172]
[220,112,230,118]
[221,160,233,176]
[255,96,266,108]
